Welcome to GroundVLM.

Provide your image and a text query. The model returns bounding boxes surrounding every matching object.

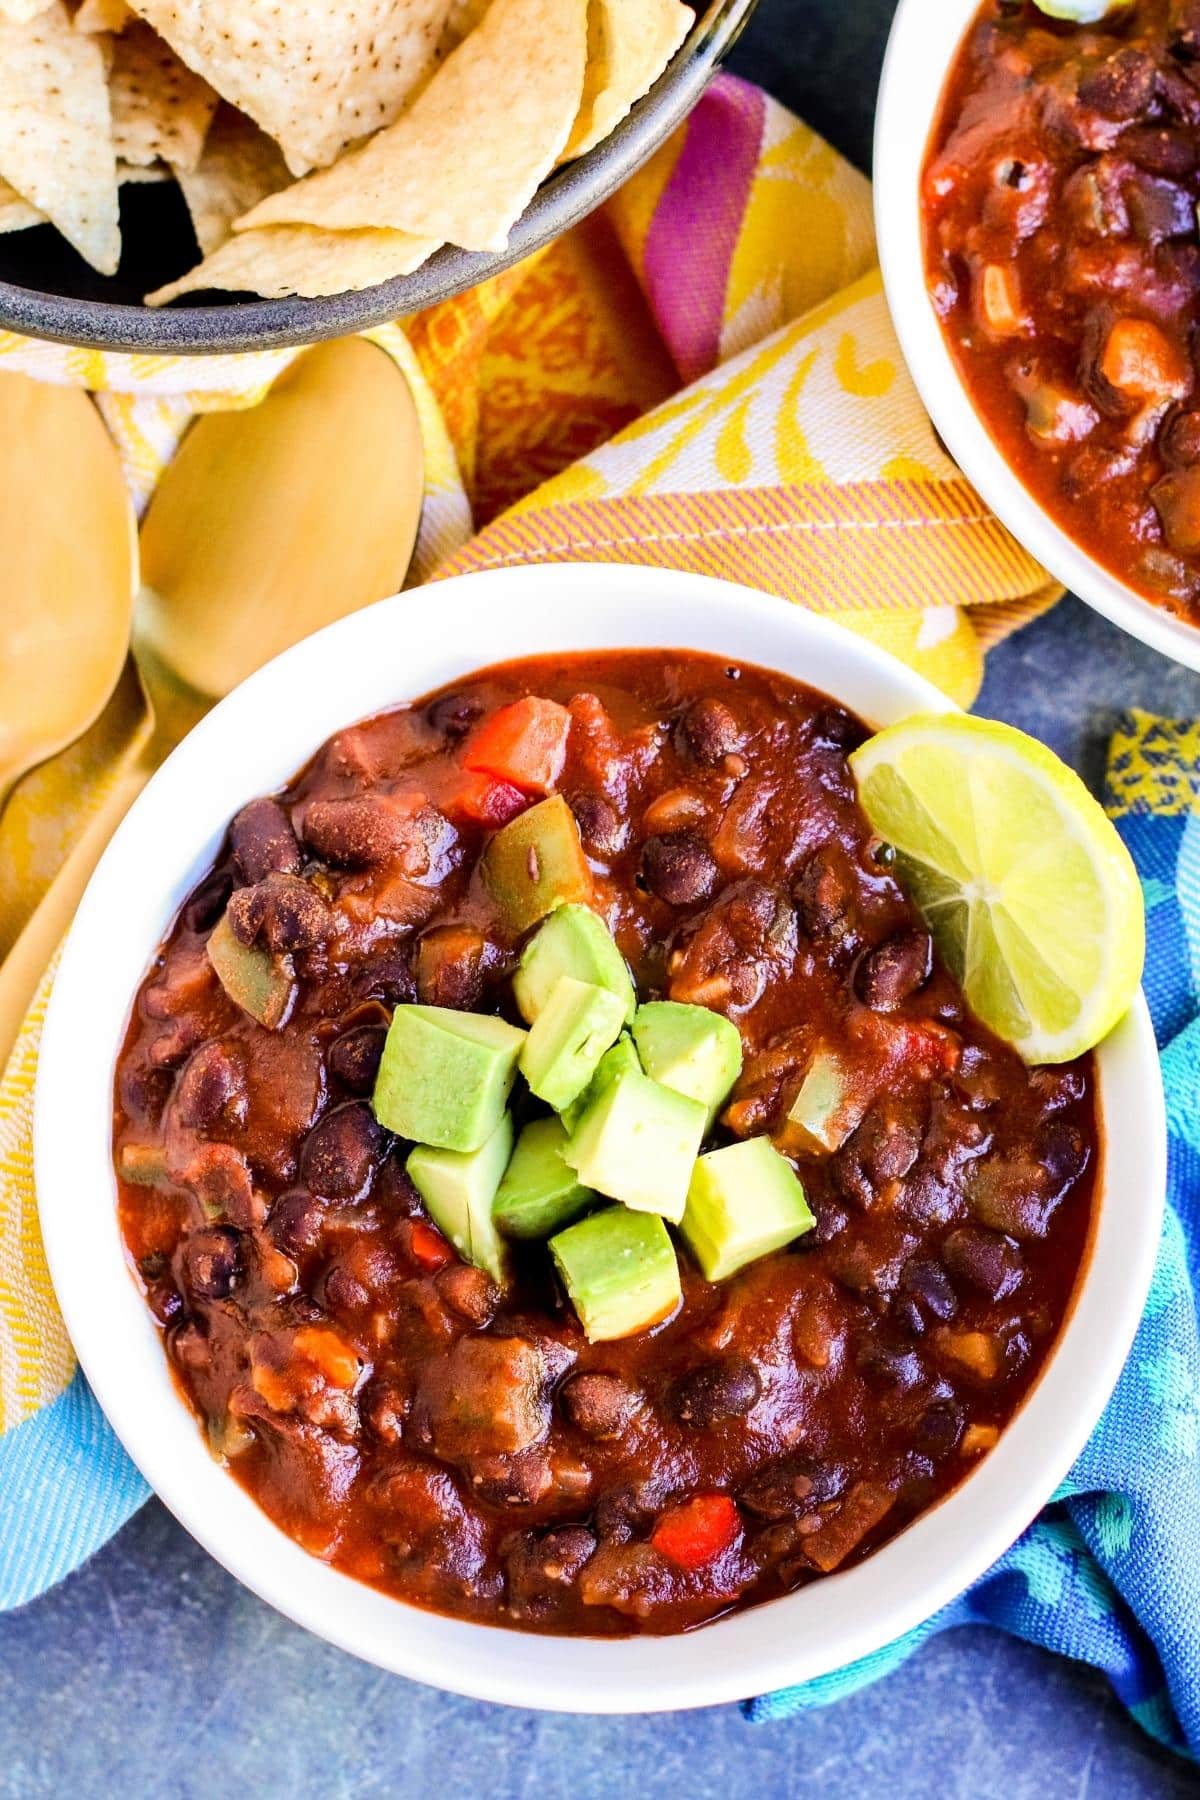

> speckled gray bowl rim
[0,0,756,355]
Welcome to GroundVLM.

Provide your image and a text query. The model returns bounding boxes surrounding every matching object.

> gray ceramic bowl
[0,0,756,355]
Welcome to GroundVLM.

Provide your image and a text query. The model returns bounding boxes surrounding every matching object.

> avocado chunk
[494,1116,594,1240]
[207,911,295,1029]
[631,1000,743,1131]
[373,1005,526,1151]
[563,1066,706,1224]
[513,904,636,1025]
[407,1112,513,1284]
[681,1136,815,1282]
[482,794,593,933]
[550,1206,681,1342]
[519,976,626,1112]
[783,1048,866,1155]
[561,1031,641,1133]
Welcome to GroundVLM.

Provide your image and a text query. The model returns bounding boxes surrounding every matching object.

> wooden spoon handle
[0,752,153,1075]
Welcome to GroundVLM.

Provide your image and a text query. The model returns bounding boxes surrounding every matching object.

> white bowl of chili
[36,563,1165,1710]
[876,0,1200,673]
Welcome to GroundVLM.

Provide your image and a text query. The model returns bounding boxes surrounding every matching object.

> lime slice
[849,714,1144,1064]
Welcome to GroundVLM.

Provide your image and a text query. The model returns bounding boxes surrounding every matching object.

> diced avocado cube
[482,794,593,933]
[494,1116,595,1240]
[373,1005,526,1151]
[561,1031,642,1133]
[550,1206,681,1342]
[519,976,626,1112]
[563,1066,706,1224]
[207,911,295,1030]
[631,1001,743,1131]
[407,1113,513,1284]
[513,903,636,1025]
[681,1136,815,1282]
[784,1048,866,1156]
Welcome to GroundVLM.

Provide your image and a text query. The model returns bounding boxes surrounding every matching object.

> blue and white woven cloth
[2,710,1198,1760]
[752,709,1200,1756]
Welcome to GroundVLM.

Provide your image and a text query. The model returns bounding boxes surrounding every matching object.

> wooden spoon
[0,373,136,816]
[0,336,425,1069]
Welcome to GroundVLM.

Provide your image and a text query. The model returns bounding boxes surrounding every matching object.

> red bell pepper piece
[651,1494,740,1571]
[409,1219,455,1272]
[463,697,572,795]
[444,769,529,829]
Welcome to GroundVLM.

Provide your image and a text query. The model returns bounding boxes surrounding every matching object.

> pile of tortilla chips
[0,0,695,304]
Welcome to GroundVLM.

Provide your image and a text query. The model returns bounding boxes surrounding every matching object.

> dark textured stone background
[3,3,1197,1793]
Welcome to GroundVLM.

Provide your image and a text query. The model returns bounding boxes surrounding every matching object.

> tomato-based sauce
[114,650,1097,1635]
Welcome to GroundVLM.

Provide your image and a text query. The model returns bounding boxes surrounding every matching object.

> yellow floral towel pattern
[0,80,1056,1454]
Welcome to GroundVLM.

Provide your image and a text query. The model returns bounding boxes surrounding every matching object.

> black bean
[302,795,432,870]
[942,1226,1024,1301]
[567,790,624,858]
[914,1399,965,1458]
[641,832,718,906]
[740,1453,847,1520]
[1077,49,1156,120]
[793,845,857,944]
[269,1190,326,1257]
[559,1372,638,1440]
[470,1448,552,1508]
[375,1158,423,1217]
[300,1102,386,1201]
[1171,0,1200,59]
[436,1263,500,1327]
[594,1479,662,1543]
[856,1335,924,1389]
[230,798,301,885]
[184,870,234,934]
[901,1257,959,1322]
[855,928,933,1010]
[427,691,486,739]
[1121,126,1198,179]
[363,1378,410,1446]
[806,706,860,752]
[416,924,486,1011]
[119,1062,174,1130]
[670,1357,761,1426]
[328,1025,387,1094]
[148,1281,184,1326]
[505,1526,595,1613]
[183,1227,243,1301]
[226,873,330,955]
[1037,1118,1090,1193]
[175,1041,247,1133]
[322,1263,370,1313]
[680,697,744,766]
[1029,1066,1087,1114]
[138,1251,167,1282]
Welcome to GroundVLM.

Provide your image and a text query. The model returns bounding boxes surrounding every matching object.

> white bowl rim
[35,562,1166,1713]
[874,0,1200,674]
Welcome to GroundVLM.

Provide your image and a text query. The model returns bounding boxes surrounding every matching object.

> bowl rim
[0,0,755,356]
[873,0,1200,674]
[35,563,1166,1713]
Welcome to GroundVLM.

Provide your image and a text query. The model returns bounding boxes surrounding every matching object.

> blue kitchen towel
[3,711,1198,1761]
[751,709,1200,1757]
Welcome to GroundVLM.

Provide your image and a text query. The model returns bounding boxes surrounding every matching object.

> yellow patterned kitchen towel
[0,74,1059,1606]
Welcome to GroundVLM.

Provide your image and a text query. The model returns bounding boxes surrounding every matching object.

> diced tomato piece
[893,1021,961,1074]
[409,1218,456,1272]
[443,769,529,829]
[464,697,572,795]
[650,1494,740,1571]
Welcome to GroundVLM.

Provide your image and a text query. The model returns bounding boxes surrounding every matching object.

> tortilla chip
[109,21,217,172]
[125,0,455,175]
[146,222,439,305]
[0,2,120,273]
[0,0,53,21]
[174,102,288,255]
[0,174,44,231]
[238,0,587,253]
[437,0,492,52]
[74,0,132,28]
[118,159,169,182]
[565,0,692,161]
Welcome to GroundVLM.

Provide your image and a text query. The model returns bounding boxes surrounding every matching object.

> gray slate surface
[3,2,1197,1794]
